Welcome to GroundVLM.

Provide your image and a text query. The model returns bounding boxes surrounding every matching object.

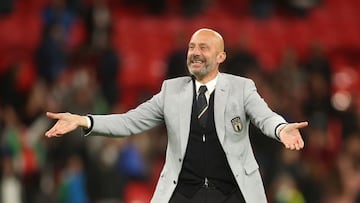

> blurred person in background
[56,154,89,203]
[84,0,112,46]
[36,22,69,84]
[321,134,360,203]
[0,156,23,203]
[0,0,14,15]
[180,0,208,17]
[42,0,75,38]
[271,47,307,121]
[280,0,322,17]
[269,173,306,203]
[223,34,261,78]
[81,0,120,108]
[0,104,42,202]
[44,28,308,203]
[303,42,334,133]
[166,31,188,79]
[250,0,276,19]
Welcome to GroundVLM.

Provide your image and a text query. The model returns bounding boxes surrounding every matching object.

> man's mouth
[191,60,204,64]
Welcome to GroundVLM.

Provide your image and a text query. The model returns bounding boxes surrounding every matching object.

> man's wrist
[84,116,91,129]
[81,115,94,136]
[76,115,90,128]
[275,123,287,140]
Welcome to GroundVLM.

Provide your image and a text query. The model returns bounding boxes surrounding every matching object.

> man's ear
[217,52,226,63]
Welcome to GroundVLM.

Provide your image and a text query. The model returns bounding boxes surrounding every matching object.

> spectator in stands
[0,64,26,112]
[269,173,306,203]
[145,0,166,15]
[84,0,112,46]
[304,41,331,85]
[302,41,338,136]
[36,22,68,83]
[86,138,124,202]
[56,154,89,203]
[272,48,307,121]
[42,0,75,37]
[0,0,14,15]
[0,156,23,203]
[0,105,42,202]
[223,34,261,77]
[73,30,120,108]
[166,32,188,79]
[181,0,208,17]
[93,31,120,107]
[280,0,321,17]
[82,0,119,107]
[251,0,275,19]
[321,134,360,203]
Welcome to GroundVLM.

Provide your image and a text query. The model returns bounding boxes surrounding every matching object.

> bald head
[191,28,225,53]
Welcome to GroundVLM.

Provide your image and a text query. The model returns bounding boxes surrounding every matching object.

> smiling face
[187,28,226,83]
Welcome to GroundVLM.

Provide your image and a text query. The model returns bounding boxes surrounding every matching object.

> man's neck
[195,71,219,84]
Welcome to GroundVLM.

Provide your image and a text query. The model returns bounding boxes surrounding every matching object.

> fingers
[45,123,63,137]
[286,143,300,150]
[285,142,302,150]
[46,112,62,120]
[298,135,304,148]
[46,112,63,137]
[45,125,68,137]
[45,112,69,137]
[281,121,308,134]
[293,141,303,150]
[45,127,59,137]
[295,121,309,129]
[284,134,304,150]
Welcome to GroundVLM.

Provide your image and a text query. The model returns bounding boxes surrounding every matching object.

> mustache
[189,55,205,61]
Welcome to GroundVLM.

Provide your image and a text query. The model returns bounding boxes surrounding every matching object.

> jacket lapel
[179,77,194,156]
[214,73,229,145]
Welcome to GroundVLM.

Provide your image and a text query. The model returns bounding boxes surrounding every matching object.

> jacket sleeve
[85,82,166,137]
[243,79,287,140]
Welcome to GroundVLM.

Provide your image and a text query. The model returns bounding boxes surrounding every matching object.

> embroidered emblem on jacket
[231,117,242,132]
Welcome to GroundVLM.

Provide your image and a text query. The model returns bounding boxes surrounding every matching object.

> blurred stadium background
[0,0,359,202]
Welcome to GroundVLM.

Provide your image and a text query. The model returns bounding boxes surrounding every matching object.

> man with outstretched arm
[46,28,308,203]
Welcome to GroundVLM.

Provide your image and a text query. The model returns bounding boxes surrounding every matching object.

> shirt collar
[195,73,218,95]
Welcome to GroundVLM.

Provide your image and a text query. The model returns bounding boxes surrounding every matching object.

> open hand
[279,121,308,150]
[45,112,87,137]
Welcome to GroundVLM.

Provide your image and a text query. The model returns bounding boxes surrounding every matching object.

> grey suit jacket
[88,73,287,203]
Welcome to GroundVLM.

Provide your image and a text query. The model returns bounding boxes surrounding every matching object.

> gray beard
[189,67,208,79]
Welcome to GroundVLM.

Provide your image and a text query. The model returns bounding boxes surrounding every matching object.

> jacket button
[173,180,177,184]
[179,158,182,162]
